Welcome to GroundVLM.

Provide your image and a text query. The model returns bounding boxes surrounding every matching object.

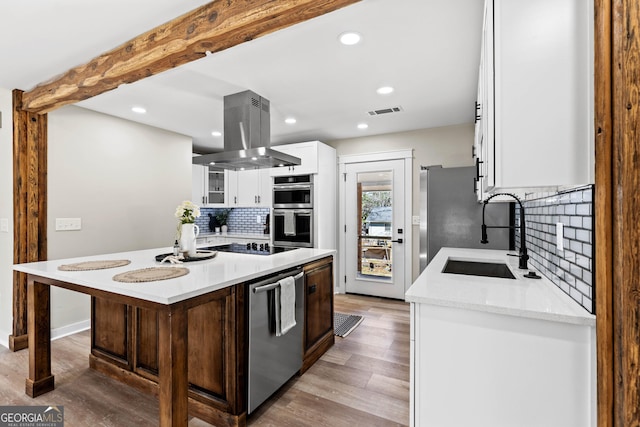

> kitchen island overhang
[13,246,336,427]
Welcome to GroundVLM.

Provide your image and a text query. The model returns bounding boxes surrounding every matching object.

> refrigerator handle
[475,157,484,179]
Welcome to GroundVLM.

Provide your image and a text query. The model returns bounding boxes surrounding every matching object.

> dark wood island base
[24,256,335,427]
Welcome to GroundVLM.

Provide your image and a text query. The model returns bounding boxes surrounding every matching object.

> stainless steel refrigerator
[419,165,513,272]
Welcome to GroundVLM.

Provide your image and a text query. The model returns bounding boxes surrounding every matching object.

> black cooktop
[204,242,298,256]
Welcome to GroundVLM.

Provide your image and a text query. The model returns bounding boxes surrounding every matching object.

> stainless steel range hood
[192,90,301,170]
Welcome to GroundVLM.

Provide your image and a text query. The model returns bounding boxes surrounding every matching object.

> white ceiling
[0,0,483,153]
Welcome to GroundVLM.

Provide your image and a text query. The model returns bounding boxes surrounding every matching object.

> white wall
[327,124,474,282]
[0,103,192,347]
[0,88,14,347]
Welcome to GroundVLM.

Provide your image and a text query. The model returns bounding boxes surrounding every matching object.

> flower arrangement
[175,200,201,224]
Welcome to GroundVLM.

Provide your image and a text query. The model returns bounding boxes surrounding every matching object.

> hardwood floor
[0,294,409,426]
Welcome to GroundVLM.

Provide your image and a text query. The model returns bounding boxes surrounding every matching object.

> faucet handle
[480,224,488,244]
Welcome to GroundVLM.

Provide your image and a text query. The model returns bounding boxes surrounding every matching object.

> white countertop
[13,246,334,306]
[405,247,595,326]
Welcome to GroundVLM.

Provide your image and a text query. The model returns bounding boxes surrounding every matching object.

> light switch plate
[0,218,8,232]
[412,215,421,225]
[56,218,82,231]
[556,223,564,250]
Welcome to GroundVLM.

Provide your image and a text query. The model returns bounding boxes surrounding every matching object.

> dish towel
[275,276,296,337]
[284,210,296,236]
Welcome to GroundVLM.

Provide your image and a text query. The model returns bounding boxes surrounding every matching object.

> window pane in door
[356,171,392,281]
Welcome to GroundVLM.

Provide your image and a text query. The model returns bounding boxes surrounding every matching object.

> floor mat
[334,312,364,337]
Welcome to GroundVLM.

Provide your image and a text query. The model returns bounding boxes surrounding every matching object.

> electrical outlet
[0,218,8,233]
[556,223,564,250]
[56,218,82,231]
[412,215,421,225]
[256,215,262,224]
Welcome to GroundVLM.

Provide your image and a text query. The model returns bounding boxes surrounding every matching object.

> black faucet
[481,193,529,270]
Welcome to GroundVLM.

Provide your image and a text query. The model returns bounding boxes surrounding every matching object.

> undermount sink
[442,259,515,279]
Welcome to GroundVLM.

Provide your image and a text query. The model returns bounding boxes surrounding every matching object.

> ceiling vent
[367,106,403,116]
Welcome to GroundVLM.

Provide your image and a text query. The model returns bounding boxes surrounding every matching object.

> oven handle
[273,210,312,216]
[253,272,304,293]
[273,184,312,190]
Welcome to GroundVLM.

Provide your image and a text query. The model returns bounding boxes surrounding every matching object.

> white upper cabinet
[192,164,207,206]
[192,160,271,208]
[476,0,594,191]
[233,168,272,207]
[192,164,228,207]
[269,141,320,176]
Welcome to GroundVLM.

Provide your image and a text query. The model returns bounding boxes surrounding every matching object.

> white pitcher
[180,223,200,257]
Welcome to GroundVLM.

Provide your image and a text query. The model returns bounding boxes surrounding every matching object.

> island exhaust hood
[192,90,301,170]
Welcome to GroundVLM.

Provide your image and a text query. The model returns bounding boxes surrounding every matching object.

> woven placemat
[58,260,131,271]
[112,267,189,283]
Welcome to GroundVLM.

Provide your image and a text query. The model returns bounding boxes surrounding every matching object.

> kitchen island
[406,247,596,427]
[13,246,335,427]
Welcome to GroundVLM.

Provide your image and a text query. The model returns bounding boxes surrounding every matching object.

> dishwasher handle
[253,271,304,293]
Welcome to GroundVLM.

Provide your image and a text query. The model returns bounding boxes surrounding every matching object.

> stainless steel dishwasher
[248,268,304,414]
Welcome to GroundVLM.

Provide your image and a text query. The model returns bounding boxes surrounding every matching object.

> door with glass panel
[345,160,406,299]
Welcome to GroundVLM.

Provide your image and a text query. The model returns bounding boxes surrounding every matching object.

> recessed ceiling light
[357,123,369,130]
[285,117,297,125]
[376,86,394,95]
[251,157,258,161]
[131,106,146,114]
[339,32,361,45]
[209,162,216,165]
[211,131,222,137]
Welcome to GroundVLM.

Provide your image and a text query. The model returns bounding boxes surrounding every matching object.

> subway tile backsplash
[195,207,270,235]
[514,185,595,314]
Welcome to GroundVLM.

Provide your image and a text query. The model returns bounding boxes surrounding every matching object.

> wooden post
[595,0,640,425]
[9,90,47,352]
[25,278,54,397]
[157,306,188,427]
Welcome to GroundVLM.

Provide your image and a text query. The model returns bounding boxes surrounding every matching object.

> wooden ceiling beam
[21,0,360,114]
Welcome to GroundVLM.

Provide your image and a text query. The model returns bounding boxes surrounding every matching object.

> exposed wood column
[21,0,360,114]
[595,0,640,425]
[10,90,47,351]
[157,306,188,427]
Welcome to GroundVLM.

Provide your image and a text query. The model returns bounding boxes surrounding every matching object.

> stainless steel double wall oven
[272,175,314,248]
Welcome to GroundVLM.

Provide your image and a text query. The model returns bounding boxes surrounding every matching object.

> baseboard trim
[51,319,90,341]
[1,320,91,350]
[0,329,10,350]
